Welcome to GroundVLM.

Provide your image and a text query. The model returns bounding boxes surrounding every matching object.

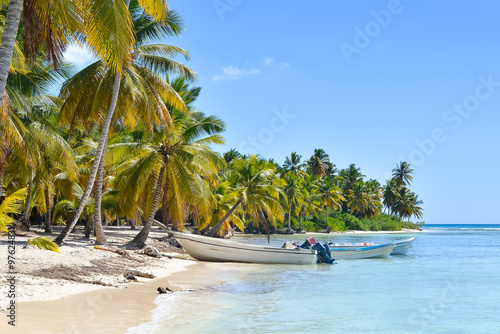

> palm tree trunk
[84,214,93,238]
[258,208,271,244]
[287,205,292,231]
[161,174,169,225]
[93,154,107,245]
[326,206,329,224]
[131,213,137,230]
[192,205,200,228]
[44,185,52,233]
[300,212,303,231]
[0,0,23,106]
[17,171,34,231]
[130,165,165,248]
[206,198,242,237]
[0,155,5,204]
[55,71,121,245]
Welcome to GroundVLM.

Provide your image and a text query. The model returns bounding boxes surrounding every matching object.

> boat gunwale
[173,233,317,257]
[328,243,396,252]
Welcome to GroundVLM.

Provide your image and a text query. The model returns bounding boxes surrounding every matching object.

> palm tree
[307,149,331,177]
[0,1,24,108]
[55,0,174,244]
[197,180,243,237]
[107,112,225,247]
[298,174,320,231]
[29,110,78,233]
[383,179,399,215]
[348,182,381,218]
[282,173,304,231]
[0,187,26,233]
[392,187,423,221]
[339,163,365,193]
[282,152,306,176]
[0,44,74,231]
[207,156,284,238]
[392,161,414,187]
[223,149,241,164]
[0,0,81,111]
[318,177,344,226]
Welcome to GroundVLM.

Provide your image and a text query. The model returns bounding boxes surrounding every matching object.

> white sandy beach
[0,226,195,333]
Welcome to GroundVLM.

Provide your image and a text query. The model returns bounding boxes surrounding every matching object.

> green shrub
[361,214,402,231]
[301,220,316,232]
[327,217,346,232]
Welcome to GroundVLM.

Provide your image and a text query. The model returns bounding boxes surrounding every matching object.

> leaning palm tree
[392,161,414,187]
[55,0,172,244]
[108,112,225,247]
[198,180,244,237]
[206,156,285,238]
[61,4,191,245]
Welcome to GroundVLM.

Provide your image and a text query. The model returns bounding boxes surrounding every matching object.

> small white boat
[391,238,415,255]
[328,243,395,259]
[172,232,318,265]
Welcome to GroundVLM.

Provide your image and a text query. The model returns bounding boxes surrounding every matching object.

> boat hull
[172,232,318,265]
[328,243,395,259]
[391,238,415,255]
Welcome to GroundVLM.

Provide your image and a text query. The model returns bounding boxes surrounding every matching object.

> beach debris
[157,286,174,294]
[141,245,161,257]
[161,253,173,259]
[159,236,182,248]
[94,245,136,261]
[124,273,136,280]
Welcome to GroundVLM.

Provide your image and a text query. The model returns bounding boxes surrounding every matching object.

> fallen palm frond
[25,236,60,253]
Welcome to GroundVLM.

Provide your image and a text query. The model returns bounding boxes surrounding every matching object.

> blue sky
[66,0,500,224]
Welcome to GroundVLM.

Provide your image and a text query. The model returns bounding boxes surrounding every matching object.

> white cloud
[262,57,290,68]
[212,65,260,81]
[63,45,96,68]
[263,57,275,66]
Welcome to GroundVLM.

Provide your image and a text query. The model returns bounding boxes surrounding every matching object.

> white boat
[391,238,415,255]
[327,243,395,259]
[171,232,318,265]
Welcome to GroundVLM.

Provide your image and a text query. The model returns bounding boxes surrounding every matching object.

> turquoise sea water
[128,226,500,334]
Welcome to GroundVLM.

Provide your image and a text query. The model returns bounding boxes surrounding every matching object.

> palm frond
[26,237,60,253]
[83,0,135,71]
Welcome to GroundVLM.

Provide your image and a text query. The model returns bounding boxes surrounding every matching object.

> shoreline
[0,226,420,332]
[237,228,421,236]
[0,260,195,334]
[0,226,194,333]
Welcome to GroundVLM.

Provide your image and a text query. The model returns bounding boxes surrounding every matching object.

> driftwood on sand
[94,245,137,261]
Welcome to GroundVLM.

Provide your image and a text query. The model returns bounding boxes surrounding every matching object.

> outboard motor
[311,243,335,264]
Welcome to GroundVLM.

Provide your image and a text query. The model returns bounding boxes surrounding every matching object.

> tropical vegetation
[0,1,424,250]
